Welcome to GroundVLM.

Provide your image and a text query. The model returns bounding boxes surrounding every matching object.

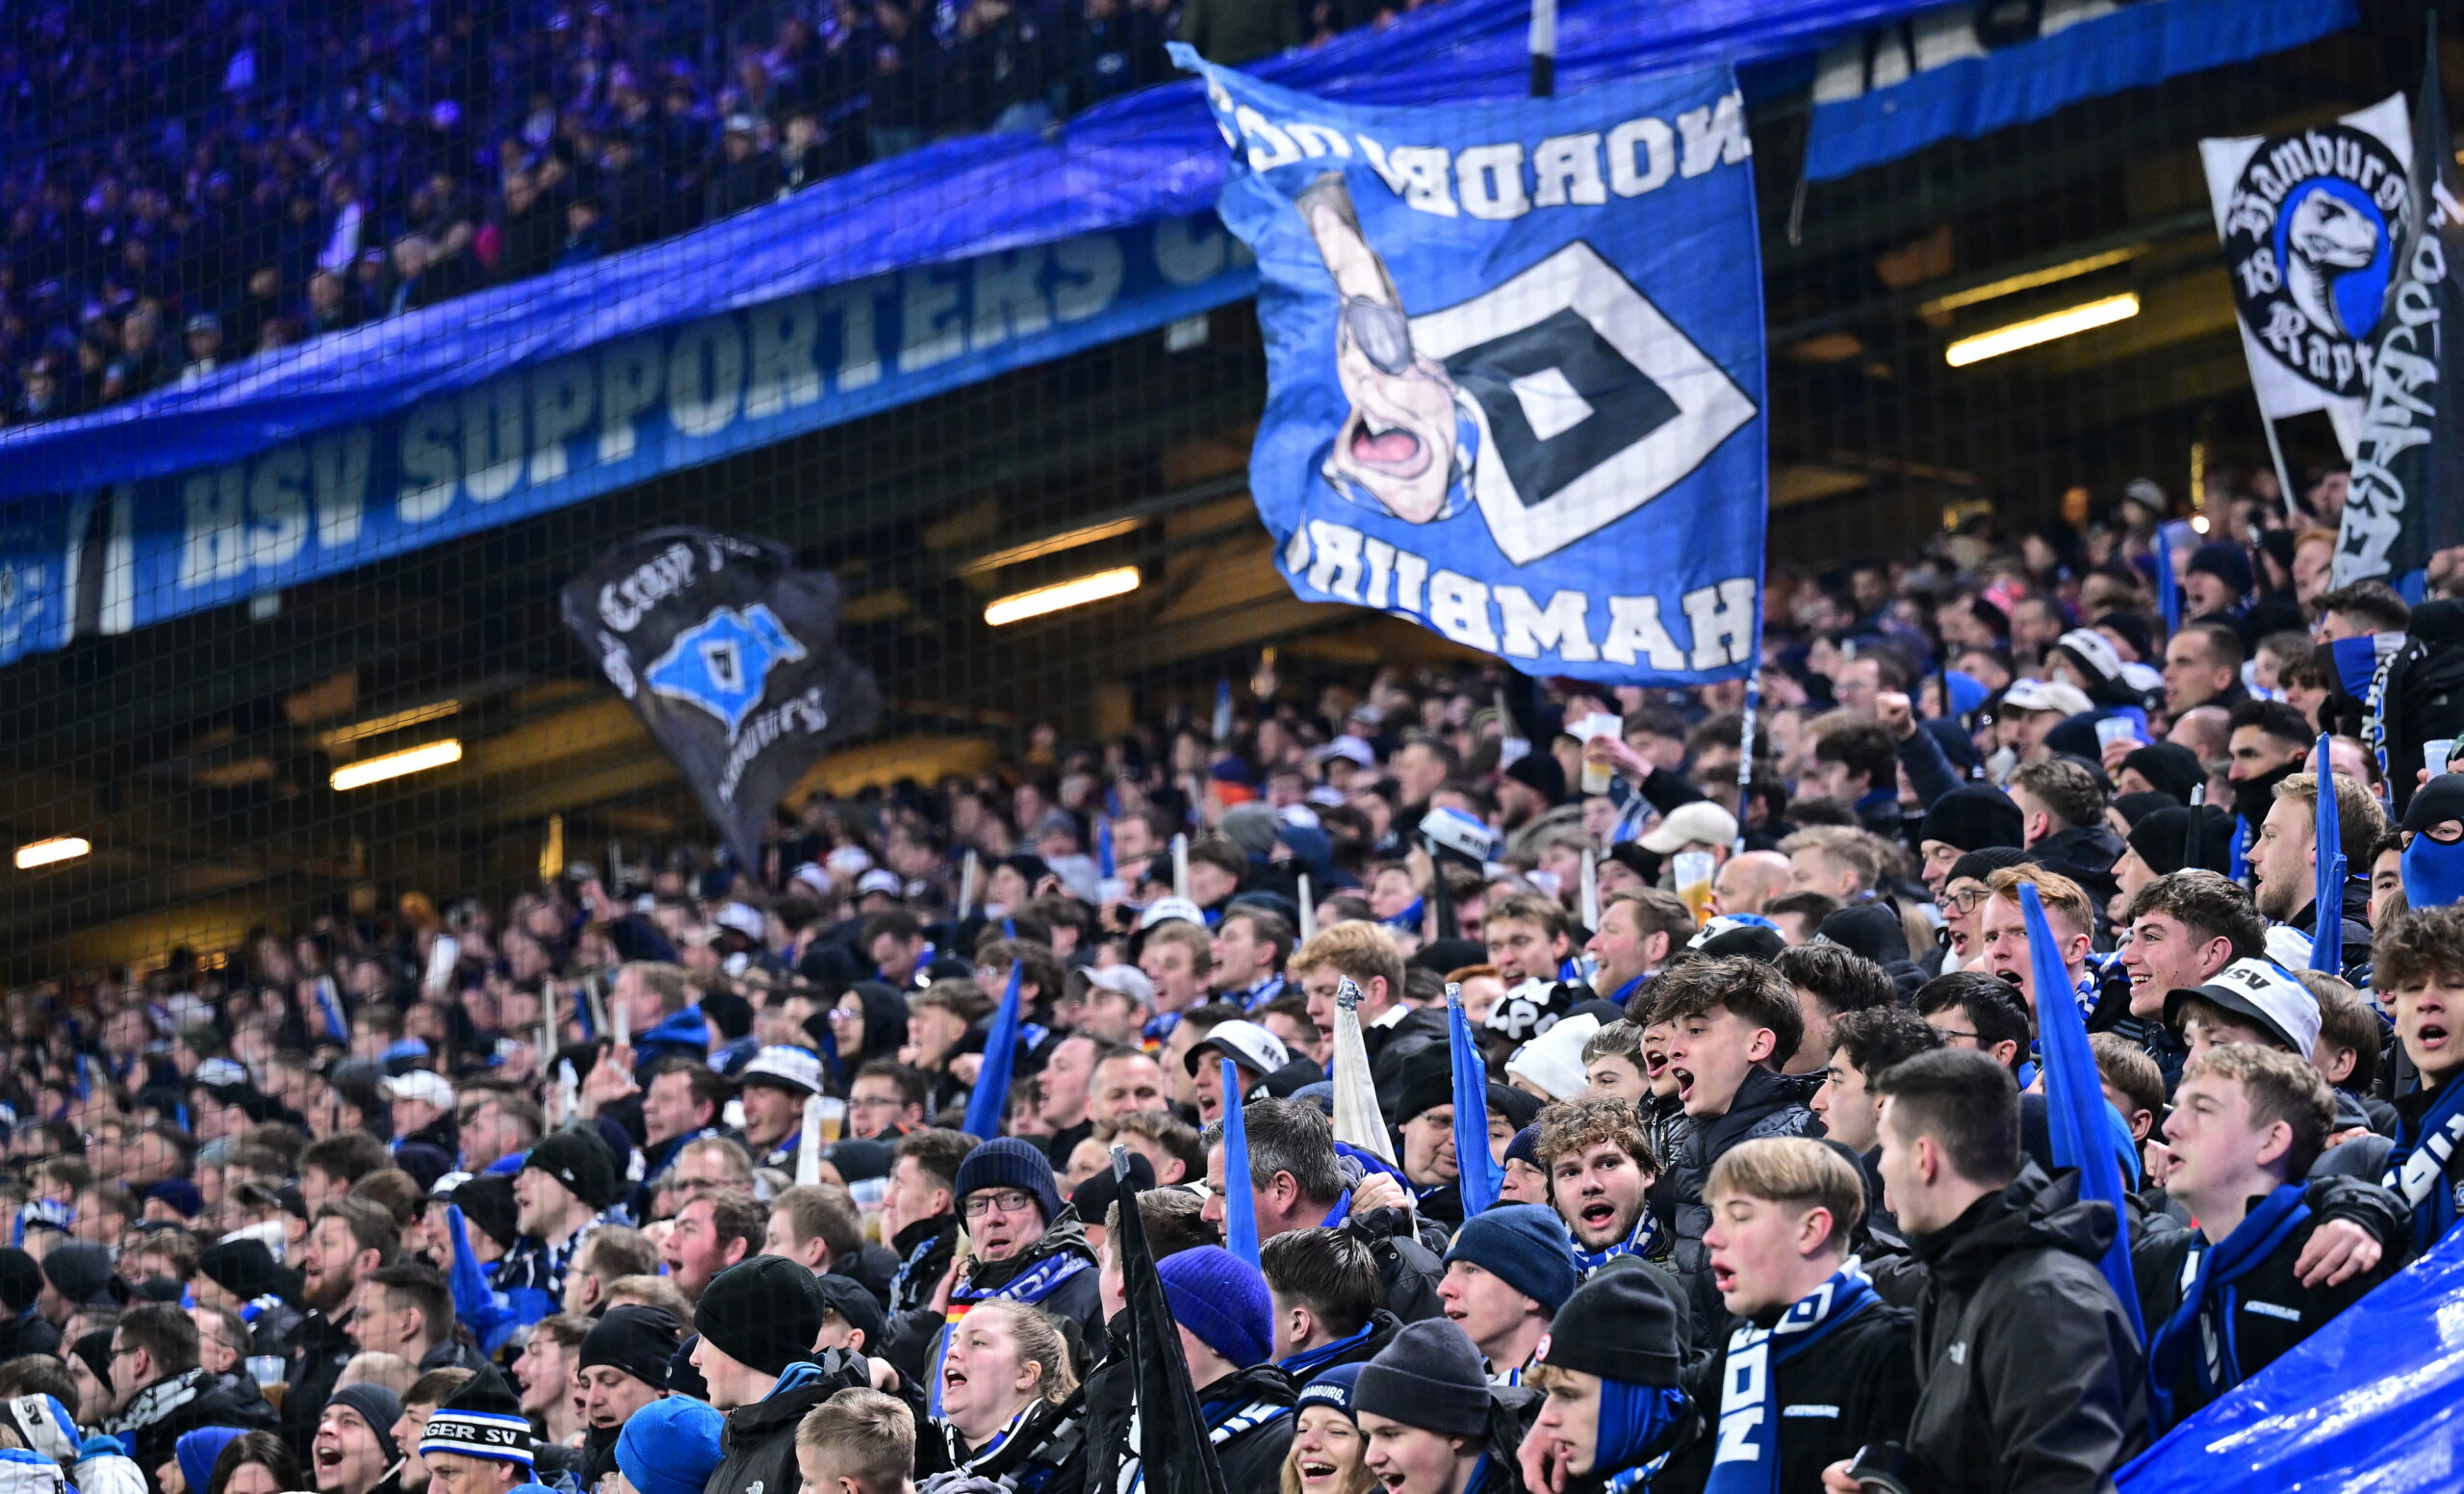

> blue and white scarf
[933,1250,1095,1414]
[2145,1184,2311,1428]
[1571,1206,1659,1277]
[2385,1079,2464,1253]
[1705,1262,1879,1494]
[1278,1320,1377,1379]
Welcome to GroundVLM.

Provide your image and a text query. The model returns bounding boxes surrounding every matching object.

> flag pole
[2259,413,2299,526]
[1528,0,1555,96]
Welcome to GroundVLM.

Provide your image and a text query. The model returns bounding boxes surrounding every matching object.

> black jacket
[280,1307,354,1459]
[706,1353,872,1494]
[2027,823,2124,916]
[828,1242,902,1308]
[893,1214,1105,1392]
[1656,1293,1918,1494]
[116,1369,279,1492]
[1657,1068,1822,1349]
[0,1305,59,1361]
[2130,1174,2408,1427]
[924,1389,1089,1493]
[1902,1166,2148,1494]
[1197,1363,1298,1494]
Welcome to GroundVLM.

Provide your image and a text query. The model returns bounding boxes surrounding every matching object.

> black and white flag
[2336,34,2464,593]
[559,529,881,869]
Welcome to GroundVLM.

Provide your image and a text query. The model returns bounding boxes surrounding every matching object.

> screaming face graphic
[1298,172,1469,525]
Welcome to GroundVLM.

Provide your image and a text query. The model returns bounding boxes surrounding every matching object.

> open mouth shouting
[1668,1065,1696,1104]
[1297,1459,1342,1488]
[1643,1049,1669,1079]
[1348,418,1427,476]
[2416,1018,2451,1060]
[1577,1198,1619,1238]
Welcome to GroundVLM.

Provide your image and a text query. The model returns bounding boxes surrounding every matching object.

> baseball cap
[713,904,766,941]
[856,868,903,897]
[1066,964,1154,1008]
[736,1045,823,1096]
[383,1071,455,1111]
[1640,800,1739,854]
[1139,897,1206,931]
[2000,679,2093,717]
[2163,958,2322,1056]
[1421,806,1497,865]
[1184,1018,1291,1079]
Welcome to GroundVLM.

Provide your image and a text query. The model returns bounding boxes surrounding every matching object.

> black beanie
[1354,1318,1492,1438]
[71,1331,113,1398]
[695,1255,826,1377]
[199,1238,295,1304]
[2118,742,2203,807]
[2126,806,2235,878]
[1916,786,2024,854]
[579,1305,682,1390]
[331,1382,404,1465]
[1945,846,2030,888]
[1533,1258,1684,1387]
[417,1365,525,1467]
[453,1174,521,1249]
[811,1274,888,1352]
[667,1334,710,1400]
[41,1244,118,1306]
[525,1128,622,1211]
[0,1249,39,1314]
[1393,1051,1455,1127]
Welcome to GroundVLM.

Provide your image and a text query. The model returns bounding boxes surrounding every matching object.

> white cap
[1999,679,2094,717]
[1640,800,1739,854]
[1505,1013,1601,1101]
[826,845,874,879]
[739,1045,824,1096]
[2054,628,2123,685]
[1139,896,1206,931]
[384,1070,455,1111]
[1184,1018,1290,1079]
[1067,964,1155,1008]
[2165,957,2323,1056]
[714,903,767,941]
[1422,805,1498,864]
[1313,736,1375,768]
[857,868,903,896]
[791,863,833,895]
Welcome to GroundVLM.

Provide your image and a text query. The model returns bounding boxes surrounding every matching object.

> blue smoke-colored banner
[1805,0,2353,182]
[1188,49,1766,684]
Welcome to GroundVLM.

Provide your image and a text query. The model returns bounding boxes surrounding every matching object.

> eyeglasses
[848,1095,905,1111]
[962,1189,1036,1219]
[1943,887,1990,912]
[1929,1027,1981,1045]
[109,1343,140,1362]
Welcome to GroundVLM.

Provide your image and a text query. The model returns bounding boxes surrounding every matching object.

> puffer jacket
[1656,1067,1821,1348]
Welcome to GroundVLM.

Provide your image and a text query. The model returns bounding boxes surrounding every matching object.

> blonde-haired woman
[923,1301,1085,1492]
[1283,1364,1373,1494]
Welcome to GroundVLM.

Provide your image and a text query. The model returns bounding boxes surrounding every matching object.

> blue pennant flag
[572,986,596,1043]
[2019,883,2144,1341]
[1184,47,1764,685]
[443,1204,526,1356]
[313,977,348,1043]
[2155,528,2182,636]
[962,963,1027,1141]
[1096,817,1116,880]
[1447,988,1502,1217]
[2312,734,2346,974]
[1220,1057,1262,1269]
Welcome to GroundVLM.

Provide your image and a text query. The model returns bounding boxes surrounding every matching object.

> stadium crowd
[0,462,2460,1494]
[0,0,1385,427]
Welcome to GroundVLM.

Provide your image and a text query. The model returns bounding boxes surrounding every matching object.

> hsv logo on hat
[1184,1018,1290,1078]
[2164,957,2322,1057]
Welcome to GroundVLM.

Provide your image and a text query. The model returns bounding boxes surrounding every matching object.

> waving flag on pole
[962,964,1026,1140]
[1107,1147,1233,1494]
[1447,987,1502,1217]
[1220,1058,1262,1268]
[2154,527,2182,636]
[2312,734,2347,974]
[444,1204,527,1355]
[1330,978,1397,1167]
[2020,884,2145,1340]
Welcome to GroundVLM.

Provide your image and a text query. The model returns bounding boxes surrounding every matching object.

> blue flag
[2019,884,2144,1341]
[313,977,348,1043]
[963,963,1027,1141]
[443,1204,526,1355]
[1447,989,1502,1217]
[1220,1057,1262,1268]
[2312,734,2346,974]
[1184,48,1764,685]
[1806,0,2352,181]
[2155,528,2182,636]
[1096,818,1116,880]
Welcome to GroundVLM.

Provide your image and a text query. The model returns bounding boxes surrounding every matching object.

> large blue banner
[0,217,1254,668]
[1188,49,1765,684]
[1805,0,2354,182]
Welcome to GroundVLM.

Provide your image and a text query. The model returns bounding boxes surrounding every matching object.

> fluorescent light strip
[984,567,1142,627]
[317,700,461,749]
[13,837,90,869]
[1945,294,2140,368]
[1920,246,2141,315]
[955,518,1145,577]
[331,739,464,790]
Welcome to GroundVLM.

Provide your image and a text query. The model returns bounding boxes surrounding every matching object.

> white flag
[2201,93,2413,456]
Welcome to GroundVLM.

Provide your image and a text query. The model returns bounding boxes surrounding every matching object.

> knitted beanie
[578,1306,681,1390]
[1443,1204,1578,1314]
[331,1382,405,1465]
[1917,785,2024,854]
[176,1429,244,1494]
[0,1251,38,1315]
[417,1365,526,1466]
[951,1137,1062,1225]
[1354,1319,1491,1439]
[1157,1247,1273,1369]
[522,1129,621,1212]
[197,1238,292,1303]
[614,1396,726,1494]
[40,1244,116,1306]
[695,1255,826,1378]
[811,1275,888,1353]
[1295,1361,1368,1423]
[1532,1259,1683,1388]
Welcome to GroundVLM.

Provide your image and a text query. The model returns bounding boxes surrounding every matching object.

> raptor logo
[2220,122,2408,399]
[645,603,808,738]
